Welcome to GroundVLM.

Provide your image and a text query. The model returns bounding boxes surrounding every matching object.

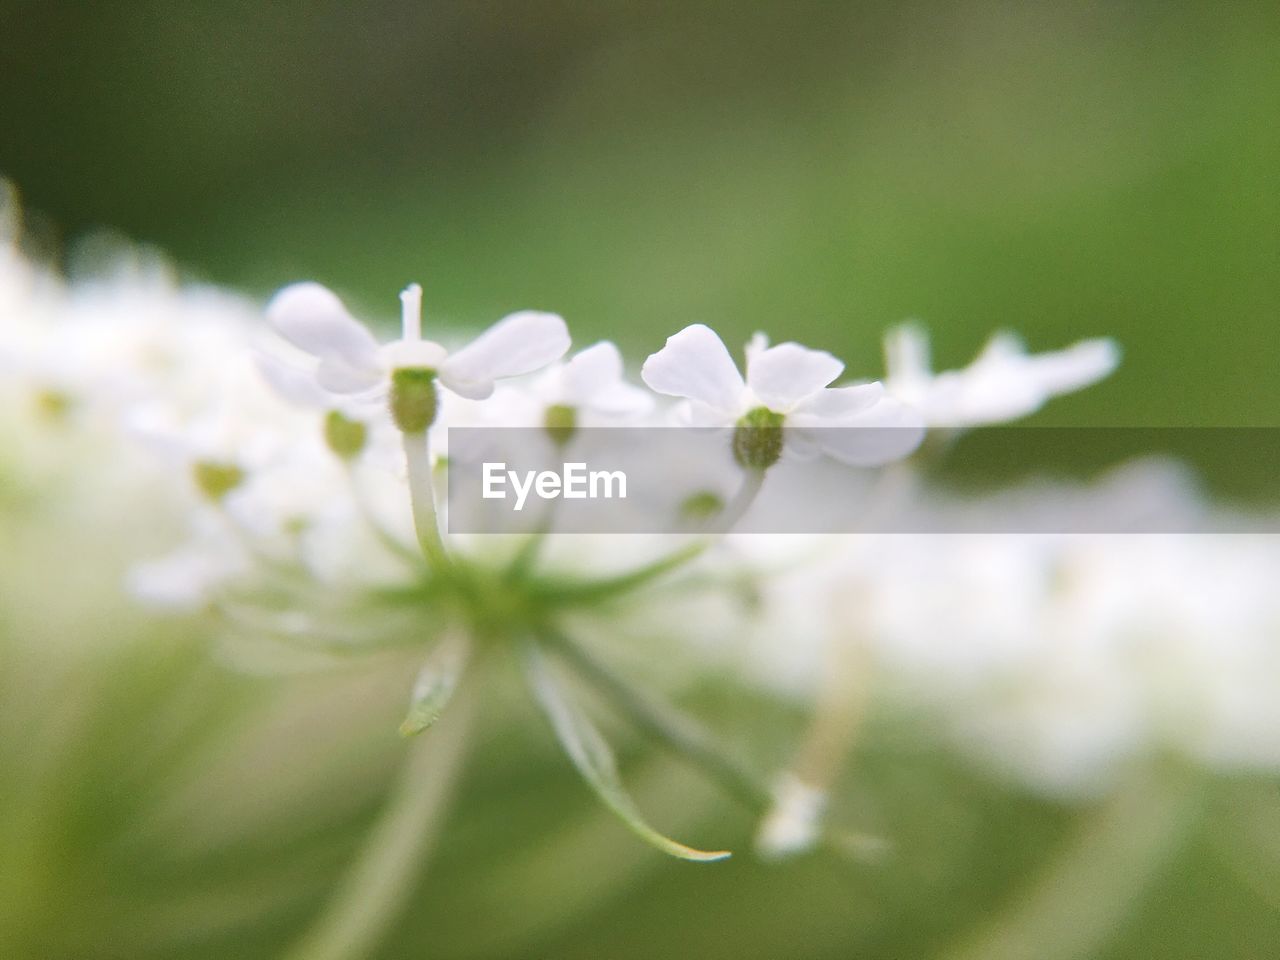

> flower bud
[543,403,577,447]
[192,460,245,503]
[732,407,784,470]
[34,388,75,423]
[390,367,438,434]
[680,490,725,520]
[324,410,367,460]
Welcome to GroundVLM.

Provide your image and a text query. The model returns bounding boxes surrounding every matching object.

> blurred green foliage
[2,0,1277,431]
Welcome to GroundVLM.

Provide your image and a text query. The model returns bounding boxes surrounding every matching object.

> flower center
[543,403,577,447]
[389,367,439,434]
[192,460,245,502]
[732,406,785,470]
[680,489,726,520]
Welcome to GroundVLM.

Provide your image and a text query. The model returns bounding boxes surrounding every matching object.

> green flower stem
[541,628,770,812]
[214,598,419,656]
[402,433,450,571]
[343,463,423,568]
[282,675,476,960]
[785,636,870,797]
[504,497,561,582]
[209,501,300,577]
[534,541,707,606]
[505,529,548,583]
[527,468,765,605]
[705,466,766,534]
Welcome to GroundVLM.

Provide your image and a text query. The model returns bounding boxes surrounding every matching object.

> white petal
[254,352,330,408]
[681,400,736,427]
[780,429,821,460]
[316,356,384,394]
[932,332,1119,427]
[561,342,624,403]
[791,382,884,419]
[562,342,653,415]
[588,380,654,416]
[790,392,925,466]
[979,330,1024,357]
[943,368,1043,426]
[746,342,844,410]
[439,376,498,401]
[1026,338,1120,395]
[640,324,745,412]
[440,310,570,399]
[127,544,244,610]
[123,405,189,459]
[266,282,382,366]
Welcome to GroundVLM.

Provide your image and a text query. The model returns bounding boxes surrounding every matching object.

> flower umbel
[16,192,1280,960]
[642,324,924,469]
[0,205,1152,903]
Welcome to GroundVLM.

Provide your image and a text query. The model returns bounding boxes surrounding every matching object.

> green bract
[543,402,577,447]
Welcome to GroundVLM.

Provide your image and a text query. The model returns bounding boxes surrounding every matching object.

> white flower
[128,356,307,468]
[883,323,1119,428]
[529,341,653,420]
[470,341,654,430]
[755,773,828,859]
[126,517,249,610]
[262,281,571,406]
[641,324,923,467]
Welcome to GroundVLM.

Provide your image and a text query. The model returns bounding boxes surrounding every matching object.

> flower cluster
[8,190,1278,868]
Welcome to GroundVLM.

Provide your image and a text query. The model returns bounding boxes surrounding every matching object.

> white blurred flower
[455,340,653,453]
[126,515,250,611]
[7,255,263,435]
[642,324,923,467]
[738,469,1280,798]
[755,774,828,859]
[526,340,653,420]
[883,323,1119,427]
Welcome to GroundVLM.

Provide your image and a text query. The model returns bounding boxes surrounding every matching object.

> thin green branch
[533,542,707,606]
[402,433,451,571]
[540,628,770,812]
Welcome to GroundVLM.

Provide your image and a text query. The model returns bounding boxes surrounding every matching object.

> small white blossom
[755,774,828,859]
[641,324,923,467]
[470,340,654,433]
[883,323,1119,428]
[527,341,653,420]
[126,516,249,610]
[263,281,571,405]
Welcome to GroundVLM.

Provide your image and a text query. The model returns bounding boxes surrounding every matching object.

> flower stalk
[283,675,477,960]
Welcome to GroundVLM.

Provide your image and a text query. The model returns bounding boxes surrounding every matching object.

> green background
[3,0,1277,428]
